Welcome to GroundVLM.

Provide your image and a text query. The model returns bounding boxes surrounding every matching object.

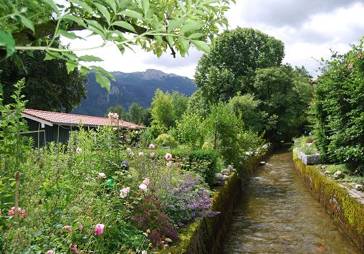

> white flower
[120,187,130,198]
[139,183,148,191]
[166,161,173,168]
[98,172,106,179]
[138,151,144,157]
[76,147,82,154]
[107,112,119,120]
[164,153,173,161]
[149,152,156,158]
[141,251,148,254]
[126,148,134,157]
[142,178,150,186]
[148,144,156,149]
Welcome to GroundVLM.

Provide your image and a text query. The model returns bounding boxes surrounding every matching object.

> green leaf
[63,15,86,27]
[94,3,111,25]
[66,62,77,73]
[142,0,149,17]
[181,20,202,33]
[43,0,59,13]
[19,15,34,32]
[0,31,15,57]
[191,40,210,53]
[119,10,143,20]
[87,20,106,37]
[44,51,61,61]
[179,38,190,55]
[112,21,136,33]
[188,33,204,39]
[168,19,184,32]
[104,0,117,13]
[95,72,111,91]
[58,30,81,39]
[70,0,93,13]
[78,55,103,62]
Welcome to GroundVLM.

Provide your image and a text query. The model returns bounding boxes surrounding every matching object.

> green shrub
[313,38,364,173]
[174,112,205,148]
[172,148,219,186]
[155,133,178,148]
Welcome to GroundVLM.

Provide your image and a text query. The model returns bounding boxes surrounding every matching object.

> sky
[68,0,364,78]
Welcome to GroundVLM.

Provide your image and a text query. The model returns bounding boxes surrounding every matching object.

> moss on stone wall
[293,149,364,251]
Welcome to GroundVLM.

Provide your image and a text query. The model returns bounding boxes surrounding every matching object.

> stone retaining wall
[292,149,364,251]
[160,156,261,254]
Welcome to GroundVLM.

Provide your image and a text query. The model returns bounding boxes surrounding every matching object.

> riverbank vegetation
[295,38,364,187]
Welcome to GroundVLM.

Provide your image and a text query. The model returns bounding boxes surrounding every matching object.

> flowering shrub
[132,194,179,247]
[161,173,216,226]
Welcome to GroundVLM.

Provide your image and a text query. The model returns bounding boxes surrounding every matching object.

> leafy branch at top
[0,0,232,90]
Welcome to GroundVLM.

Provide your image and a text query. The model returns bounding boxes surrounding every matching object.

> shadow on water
[223,152,361,254]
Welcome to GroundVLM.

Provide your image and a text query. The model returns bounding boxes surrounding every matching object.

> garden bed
[292,149,364,251]
[160,155,264,254]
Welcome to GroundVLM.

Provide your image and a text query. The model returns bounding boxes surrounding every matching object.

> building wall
[24,119,71,147]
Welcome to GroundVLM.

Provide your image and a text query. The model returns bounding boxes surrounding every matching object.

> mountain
[73,69,196,116]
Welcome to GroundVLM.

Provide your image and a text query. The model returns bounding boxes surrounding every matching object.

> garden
[0,79,270,253]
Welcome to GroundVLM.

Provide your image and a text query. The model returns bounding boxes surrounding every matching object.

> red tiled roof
[22,109,143,129]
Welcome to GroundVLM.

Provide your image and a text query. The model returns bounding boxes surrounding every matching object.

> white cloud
[66,0,364,78]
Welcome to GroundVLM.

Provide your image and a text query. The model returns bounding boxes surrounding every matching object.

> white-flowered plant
[164,153,173,161]
[120,187,130,198]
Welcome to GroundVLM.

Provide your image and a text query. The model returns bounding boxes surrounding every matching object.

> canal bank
[223,152,360,253]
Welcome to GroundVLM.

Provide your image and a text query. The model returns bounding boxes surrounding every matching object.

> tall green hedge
[313,39,364,173]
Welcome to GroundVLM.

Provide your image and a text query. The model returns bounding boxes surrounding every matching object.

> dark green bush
[171,148,219,186]
[313,38,364,173]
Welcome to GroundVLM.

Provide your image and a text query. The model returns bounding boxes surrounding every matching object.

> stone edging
[159,156,262,254]
[292,149,364,251]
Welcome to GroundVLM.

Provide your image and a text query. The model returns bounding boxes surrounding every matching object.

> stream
[223,152,360,254]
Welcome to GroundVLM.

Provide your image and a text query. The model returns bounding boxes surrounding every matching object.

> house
[22,109,143,147]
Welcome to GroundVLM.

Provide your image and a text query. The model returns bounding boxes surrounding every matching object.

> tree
[150,89,175,132]
[227,94,266,133]
[171,92,189,120]
[195,28,284,102]
[128,102,150,125]
[149,90,189,136]
[252,65,312,142]
[0,50,85,112]
[313,39,364,172]
[0,0,232,89]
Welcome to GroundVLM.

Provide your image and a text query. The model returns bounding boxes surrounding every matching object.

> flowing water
[223,152,360,254]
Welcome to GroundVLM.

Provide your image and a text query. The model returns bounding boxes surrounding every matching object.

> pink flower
[94,224,105,236]
[8,207,27,218]
[63,225,72,233]
[119,187,130,198]
[142,178,150,186]
[164,153,173,161]
[70,244,80,254]
[139,183,148,191]
[46,250,55,254]
[148,144,156,149]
